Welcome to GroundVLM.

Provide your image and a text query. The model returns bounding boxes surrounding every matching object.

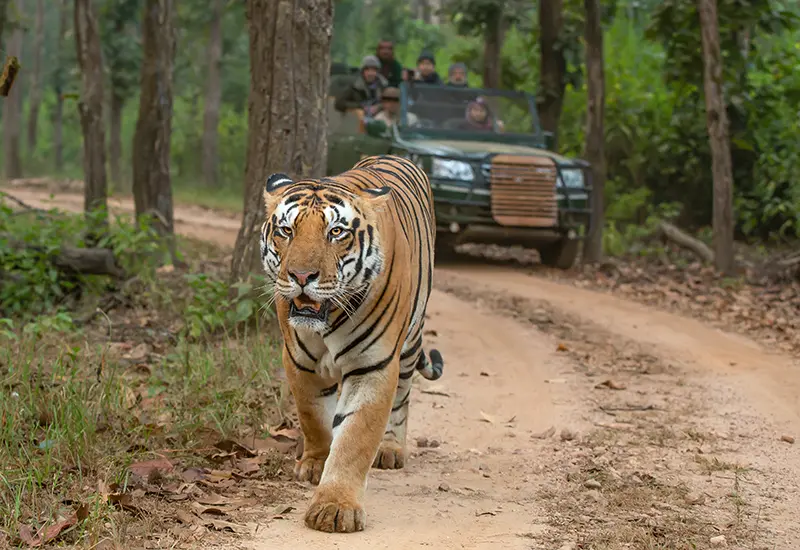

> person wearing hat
[447,62,469,87]
[414,50,443,85]
[376,40,404,87]
[334,55,388,114]
[372,87,419,129]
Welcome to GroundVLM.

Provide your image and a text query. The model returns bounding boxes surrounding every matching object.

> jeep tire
[538,237,580,270]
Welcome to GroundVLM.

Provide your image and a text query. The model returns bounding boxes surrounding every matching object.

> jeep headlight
[431,158,474,181]
[558,169,584,189]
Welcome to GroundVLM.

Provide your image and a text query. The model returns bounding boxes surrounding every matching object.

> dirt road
[7,187,800,549]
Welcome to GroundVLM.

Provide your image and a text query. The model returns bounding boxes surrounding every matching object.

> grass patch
[0,206,292,547]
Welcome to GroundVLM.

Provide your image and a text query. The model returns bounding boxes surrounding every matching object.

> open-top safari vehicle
[327,66,593,269]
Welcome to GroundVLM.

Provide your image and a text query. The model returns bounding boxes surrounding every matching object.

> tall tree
[102,0,141,188]
[3,0,24,180]
[231,0,334,280]
[582,0,605,263]
[53,0,69,172]
[537,0,566,147]
[75,0,109,228]
[132,0,176,251]
[697,0,734,274]
[482,3,505,89]
[26,0,44,157]
[202,0,224,187]
[0,0,10,47]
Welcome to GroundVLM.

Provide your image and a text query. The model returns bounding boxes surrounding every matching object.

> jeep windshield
[398,83,542,140]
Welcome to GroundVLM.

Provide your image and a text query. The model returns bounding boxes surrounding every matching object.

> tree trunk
[26,0,44,157]
[3,0,23,180]
[482,7,505,89]
[109,91,124,187]
[132,0,176,250]
[74,0,109,233]
[231,0,333,281]
[54,0,68,172]
[202,0,224,188]
[538,0,566,148]
[697,0,735,275]
[582,0,606,263]
[0,0,10,47]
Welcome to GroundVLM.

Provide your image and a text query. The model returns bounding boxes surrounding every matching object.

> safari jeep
[327,72,592,269]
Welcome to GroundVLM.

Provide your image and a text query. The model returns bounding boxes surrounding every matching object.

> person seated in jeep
[334,55,387,115]
[447,62,469,88]
[456,97,494,131]
[371,87,419,129]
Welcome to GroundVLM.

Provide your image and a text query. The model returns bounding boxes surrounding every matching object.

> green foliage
[100,0,142,101]
[0,203,168,320]
[183,274,269,339]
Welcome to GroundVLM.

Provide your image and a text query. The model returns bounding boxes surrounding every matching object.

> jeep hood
[402,138,577,166]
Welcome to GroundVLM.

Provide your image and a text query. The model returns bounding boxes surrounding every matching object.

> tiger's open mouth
[289,294,331,323]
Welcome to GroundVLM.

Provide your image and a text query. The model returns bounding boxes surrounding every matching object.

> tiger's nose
[288,270,319,286]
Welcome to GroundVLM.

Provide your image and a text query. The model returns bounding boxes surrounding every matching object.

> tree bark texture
[54,0,69,172]
[3,0,23,180]
[482,7,505,89]
[582,0,606,263]
[202,0,224,188]
[538,0,566,147]
[697,0,735,275]
[231,0,333,281]
[133,0,176,245]
[109,91,123,186]
[26,0,44,157]
[0,0,10,48]
[74,0,109,222]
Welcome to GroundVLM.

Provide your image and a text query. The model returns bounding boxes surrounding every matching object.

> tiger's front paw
[295,455,327,485]
[305,486,366,533]
[317,351,339,381]
[372,440,406,469]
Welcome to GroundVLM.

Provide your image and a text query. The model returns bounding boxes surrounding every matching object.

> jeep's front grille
[489,154,558,227]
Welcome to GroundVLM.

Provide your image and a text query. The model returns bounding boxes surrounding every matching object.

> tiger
[260,154,444,533]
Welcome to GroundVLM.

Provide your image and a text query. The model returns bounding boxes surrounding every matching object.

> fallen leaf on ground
[595,379,627,391]
[781,435,795,444]
[479,411,496,424]
[252,437,296,454]
[479,371,492,377]
[18,512,79,546]
[213,440,257,459]
[108,493,146,516]
[129,457,174,479]
[271,427,302,442]
[544,378,566,384]
[175,509,197,525]
[475,510,497,517]
[181,467,208,482]
[556,343,569,352]
[191,501,228,517]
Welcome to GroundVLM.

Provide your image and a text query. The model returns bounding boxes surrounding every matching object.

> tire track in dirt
[6,187,799,548]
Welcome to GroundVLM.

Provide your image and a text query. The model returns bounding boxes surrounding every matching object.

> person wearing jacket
[376,40,403,87]
[334,55,388,114]
[414,50,443,85]
[447,62,469,87]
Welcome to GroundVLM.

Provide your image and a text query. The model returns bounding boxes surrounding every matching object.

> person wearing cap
[372,87,419,129]
[334,55,388,114]
[414,50,443,85]
[376,40,403,87]
[447,62,469,87]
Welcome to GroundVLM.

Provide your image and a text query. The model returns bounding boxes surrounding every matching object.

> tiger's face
[260,173,391,333]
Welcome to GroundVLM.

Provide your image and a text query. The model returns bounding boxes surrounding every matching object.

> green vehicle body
[326,67,593,269]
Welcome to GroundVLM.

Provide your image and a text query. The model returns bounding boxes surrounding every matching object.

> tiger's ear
[265,173,294,194]
[362,186,392,206]
[263,173,293,209]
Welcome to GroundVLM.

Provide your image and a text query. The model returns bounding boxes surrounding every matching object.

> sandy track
[5,187,799,549]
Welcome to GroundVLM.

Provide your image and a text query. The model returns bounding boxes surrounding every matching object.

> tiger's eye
[330,227,344,237]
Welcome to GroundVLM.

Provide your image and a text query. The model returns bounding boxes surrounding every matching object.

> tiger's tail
[416,349,444,381]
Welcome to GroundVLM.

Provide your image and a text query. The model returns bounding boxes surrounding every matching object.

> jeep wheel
[538,238,580,270]
[434,234,460,263]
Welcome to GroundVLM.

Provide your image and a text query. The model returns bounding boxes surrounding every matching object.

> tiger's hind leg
[372,341,419,470]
